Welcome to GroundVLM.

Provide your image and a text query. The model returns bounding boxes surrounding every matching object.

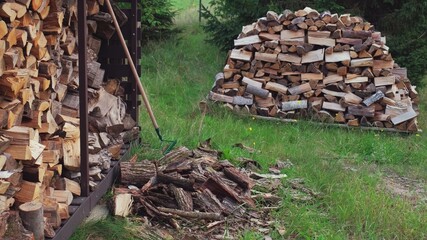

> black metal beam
[52,162,121,240]
[78,0,90,197]
[130,0,139,121]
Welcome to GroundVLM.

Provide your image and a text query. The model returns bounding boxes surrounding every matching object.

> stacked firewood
[115,143,287,238]
[0,0,138,239]
[209,7,420,132]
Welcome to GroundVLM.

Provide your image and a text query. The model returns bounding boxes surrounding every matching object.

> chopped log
[265,82,288,94]
[209,91,233,104]
[15,181,41,203]
[301,49,324,63]
[345,76,368,84]
[245,84,269,98]
[234,35,261,46]
[54,177,81,196]
[322,102,345,112]
[233,96,253,105]
[344,93,363,104]
[282,100,307,111]
[288,83,312,95]
[42,196,61,229]
[308,37,335,47]
[348,105,375,117]
[120,161,156,187]
[255,52,277,63]
[391,108,417,125]
[337,38,362,45]
[351,58,373,67]
[363,91,385,106]
[19,201,44,240]
[374,76,395,86]
[114,193,133,217]
[325,51,350,62]
[278,53,301,63]
[53,190,73,205]
[230,49,252,62]
[0,3,17,22]
[44,220,55,238]
[57,203,69,220]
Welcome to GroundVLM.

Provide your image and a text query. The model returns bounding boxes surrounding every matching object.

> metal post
[78,0,90,197]
[199,0,202,22]
[130,0,139,121]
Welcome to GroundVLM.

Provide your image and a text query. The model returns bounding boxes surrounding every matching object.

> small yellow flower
[249,127,253,131]
[252,117,255,120]
[253,142,256,146]
[416,134,420,137]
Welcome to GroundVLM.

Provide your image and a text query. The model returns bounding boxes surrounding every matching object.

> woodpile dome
[209,7,420,132]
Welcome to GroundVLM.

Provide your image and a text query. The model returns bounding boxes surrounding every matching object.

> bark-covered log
[19,201,44,240]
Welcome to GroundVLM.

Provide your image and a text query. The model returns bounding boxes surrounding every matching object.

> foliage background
[138,0,180,42]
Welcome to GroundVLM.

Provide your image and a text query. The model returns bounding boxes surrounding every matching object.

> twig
[157,207,223,220]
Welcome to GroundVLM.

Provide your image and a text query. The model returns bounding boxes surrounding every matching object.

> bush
[375,0,427,86]
[139,0,180,42]
[201,0,275,51]
[117,0,179,42]
[202,0,427,86]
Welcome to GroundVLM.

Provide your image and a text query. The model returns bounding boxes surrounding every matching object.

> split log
[114,193,133,217]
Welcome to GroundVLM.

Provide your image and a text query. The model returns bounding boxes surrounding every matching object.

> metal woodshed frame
[51,1,141,239]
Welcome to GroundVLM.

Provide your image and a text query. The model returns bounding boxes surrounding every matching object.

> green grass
[171,0,198,10]
[72,1,427,239]
[139,23,427,238]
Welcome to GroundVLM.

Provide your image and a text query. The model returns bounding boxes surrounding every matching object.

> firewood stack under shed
[209,7,420,132]
[0,0,138,238]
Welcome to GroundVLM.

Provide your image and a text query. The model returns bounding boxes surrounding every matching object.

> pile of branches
[114,141,287,239]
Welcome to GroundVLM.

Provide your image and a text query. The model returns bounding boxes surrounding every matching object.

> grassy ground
[72,1,427,239]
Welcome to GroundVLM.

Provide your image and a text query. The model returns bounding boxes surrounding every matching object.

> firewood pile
[209,7,420,132]
[0,0,138,239]
[115,141,288,239]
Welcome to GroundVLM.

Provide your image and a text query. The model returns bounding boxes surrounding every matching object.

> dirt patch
[382,170,427,206]
[342,162,427,206]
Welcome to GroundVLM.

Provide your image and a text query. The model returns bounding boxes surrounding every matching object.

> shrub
[139,0,180,42]
[201,0,275,51]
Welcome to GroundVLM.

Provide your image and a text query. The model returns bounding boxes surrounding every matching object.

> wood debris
[116,143,287,238]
